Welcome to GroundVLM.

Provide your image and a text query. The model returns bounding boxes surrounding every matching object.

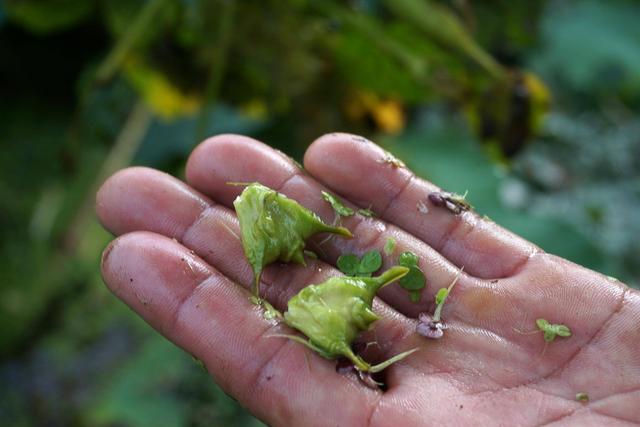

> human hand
[97,134,639,426]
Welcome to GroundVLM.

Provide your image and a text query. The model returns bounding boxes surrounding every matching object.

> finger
[96,167,418,378]
[101,231,380,426]
[184,134,468,317]
[303,133,539,279]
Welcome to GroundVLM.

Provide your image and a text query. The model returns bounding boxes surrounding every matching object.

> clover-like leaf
[359,250,382,274]
[536,318,550,330]
[399,265,426,291]
[535,318,572,343]
[397,251,426,302]
[554,325,572,337]
[398,251,419,267]
[337,251,382,277]
[543,330,556,342]
[337,254,361,276]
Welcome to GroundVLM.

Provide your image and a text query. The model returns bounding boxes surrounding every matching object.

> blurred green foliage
[1,0,638,426]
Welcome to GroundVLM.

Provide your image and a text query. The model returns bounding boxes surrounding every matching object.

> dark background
[1,0,639,425]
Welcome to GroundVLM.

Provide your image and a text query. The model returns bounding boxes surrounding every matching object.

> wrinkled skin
[97,133,640,427]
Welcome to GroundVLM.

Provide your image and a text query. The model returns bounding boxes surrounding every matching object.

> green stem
[95,0,165,83]
[196,0,236,142]
[369,348,419,373]
[378,266,410,288]
[344,348,371,372]
[33,100,153,313]
[318,3,429,83]
[381,0,506,81]
[364,266,410,294]
[65,101,153,252]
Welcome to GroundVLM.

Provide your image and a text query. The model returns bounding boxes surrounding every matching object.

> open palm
[97,134,639,426]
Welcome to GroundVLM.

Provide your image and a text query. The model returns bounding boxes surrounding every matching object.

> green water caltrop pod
[284,266,417,373]
[233,183,352,296]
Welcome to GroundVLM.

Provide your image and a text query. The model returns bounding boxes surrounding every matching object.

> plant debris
[575,392,589,403]
[416,312,447,339]
[233,183,352,298]
[536,319,572,342]
[322,191,354,218]
[357,208,375,217]
[513,319,572,358]
[383,237,397,256]
[378,151,406,168]
[428,191,472,215]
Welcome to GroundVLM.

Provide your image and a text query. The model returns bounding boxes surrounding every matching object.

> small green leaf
[398,251,419,267]
[536,318,550,330]
[383,237,397,256]
[322,191,355,217]
[535,318,571,343]
[397,251,426,302]
[337,254,360,275]
[435,288,449,305]
[554,325,572,337]
[399,265,426,291]
[543,330,556,342]
[432,272,460,322]
[358,208,375,217]
[359,250,383,274]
